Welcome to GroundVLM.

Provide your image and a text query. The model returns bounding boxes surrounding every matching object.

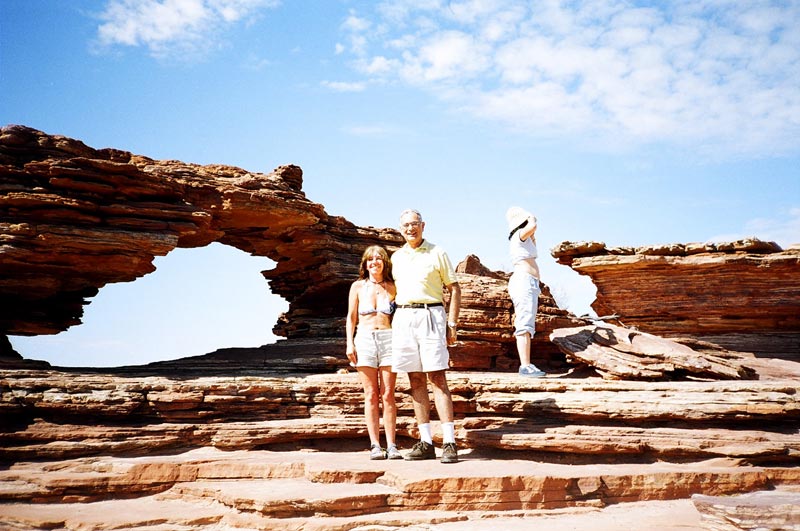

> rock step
[0,497,706,531]
[462,418,800,460]
[692,489,800,531]
[167,478,398,517]
[3,416,798,464]
[0,496,228,531]
[4,448,800,507]
[2,448,799,530]
[5,371,799,426]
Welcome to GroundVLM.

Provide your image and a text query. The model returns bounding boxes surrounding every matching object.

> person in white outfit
[505,206,546,377]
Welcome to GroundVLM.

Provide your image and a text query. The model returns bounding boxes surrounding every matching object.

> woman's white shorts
[354,328,393,368]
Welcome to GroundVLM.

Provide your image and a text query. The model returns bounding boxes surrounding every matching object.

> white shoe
[519,364,546,377]
[369,444,386,460]
[386,445,403,460]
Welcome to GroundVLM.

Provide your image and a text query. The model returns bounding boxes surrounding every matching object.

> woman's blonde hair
[358,245,394,281]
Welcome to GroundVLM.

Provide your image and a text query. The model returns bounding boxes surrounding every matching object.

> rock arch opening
[10,243,286,367]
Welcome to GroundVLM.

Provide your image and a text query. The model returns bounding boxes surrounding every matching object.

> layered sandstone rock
[0,125,402,341]
[3,365,799,463]
[2,127,799,530]
[552,240,800,359]
[550,322,757,380]
[2,448,781,530]
[451,255,582,369]
[1,125,573,371]
[692,490,800,531]
[1,362,799,529]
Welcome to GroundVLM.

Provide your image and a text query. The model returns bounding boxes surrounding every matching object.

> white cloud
[743,208,800,247]
[342,12,371,33]
[95,0,279,59]
[321,80,366,92]
[708,207,800,248]
[358,56,397,76]
[400,30,491,83]
[341,1,800,158]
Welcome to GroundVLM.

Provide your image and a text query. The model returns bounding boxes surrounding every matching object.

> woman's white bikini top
[358,283,396,316]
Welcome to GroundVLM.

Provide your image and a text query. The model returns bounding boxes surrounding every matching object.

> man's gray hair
[399,209,423,222]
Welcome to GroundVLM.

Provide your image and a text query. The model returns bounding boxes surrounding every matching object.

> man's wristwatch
[447,321,457,328]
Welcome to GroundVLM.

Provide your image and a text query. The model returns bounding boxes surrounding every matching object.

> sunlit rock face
[2,128,800,531]
[552,240,800,360]
[0,125,401,340]
[1,125,577,370]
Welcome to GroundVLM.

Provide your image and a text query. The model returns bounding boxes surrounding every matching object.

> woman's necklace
[368,278,385,298]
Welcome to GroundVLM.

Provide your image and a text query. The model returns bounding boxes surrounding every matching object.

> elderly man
[391,209,461,464]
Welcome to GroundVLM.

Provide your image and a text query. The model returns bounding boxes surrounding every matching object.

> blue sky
[2,0,799,367]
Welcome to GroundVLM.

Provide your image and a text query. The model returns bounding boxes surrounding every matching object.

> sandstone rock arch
[0,125,403,347]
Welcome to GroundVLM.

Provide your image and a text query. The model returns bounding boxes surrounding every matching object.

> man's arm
[445,281,461,345]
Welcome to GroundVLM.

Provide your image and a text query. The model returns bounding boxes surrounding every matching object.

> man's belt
[396,302,443,309]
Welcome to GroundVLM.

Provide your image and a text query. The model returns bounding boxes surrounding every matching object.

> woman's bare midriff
[358,314,392,331]
[513,259,540,279]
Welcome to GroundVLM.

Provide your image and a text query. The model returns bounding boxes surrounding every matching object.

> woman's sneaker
[519,364,546,377]
[386,445,403,460]
[404,440,435,460]
[369,444,386,460]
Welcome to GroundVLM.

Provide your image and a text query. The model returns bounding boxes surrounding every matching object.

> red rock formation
[552,240,800,359]
[3,128,800,529]
[0,124,401,339]
[451,255,582,370]
[692,490,800,531]
[550,322,757,380]
[1,362,799,528]
[3,364,798,463]
[0,125,577,371]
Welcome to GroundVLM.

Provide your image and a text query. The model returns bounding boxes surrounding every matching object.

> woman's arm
[345,281,360,363]
[518,214,537,241]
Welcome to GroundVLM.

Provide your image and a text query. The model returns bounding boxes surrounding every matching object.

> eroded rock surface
[550,322,757,380]
[1,363,799,529]
[3,366,799,463]
[0,125,402,340]
[1,125,574,371]
[552,240,800,359]
[3,126,800,529]
[692,490,800,531]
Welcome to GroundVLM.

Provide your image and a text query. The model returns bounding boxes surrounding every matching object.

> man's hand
[446,322,458,346]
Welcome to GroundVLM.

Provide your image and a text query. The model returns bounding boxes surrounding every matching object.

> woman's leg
[378,366,397,445]
[515,331,531,366]
[357,367,381,445]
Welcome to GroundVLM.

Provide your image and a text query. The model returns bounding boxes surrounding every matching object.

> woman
[346,245,402,459]
[506,206,547,377]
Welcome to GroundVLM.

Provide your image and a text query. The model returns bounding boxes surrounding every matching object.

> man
[391,209,461,464]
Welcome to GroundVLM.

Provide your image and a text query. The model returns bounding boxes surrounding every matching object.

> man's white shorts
[354,328,393,368]
[391,306,449,373]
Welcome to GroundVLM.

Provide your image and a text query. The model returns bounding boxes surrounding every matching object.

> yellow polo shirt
[391,240,458,305]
